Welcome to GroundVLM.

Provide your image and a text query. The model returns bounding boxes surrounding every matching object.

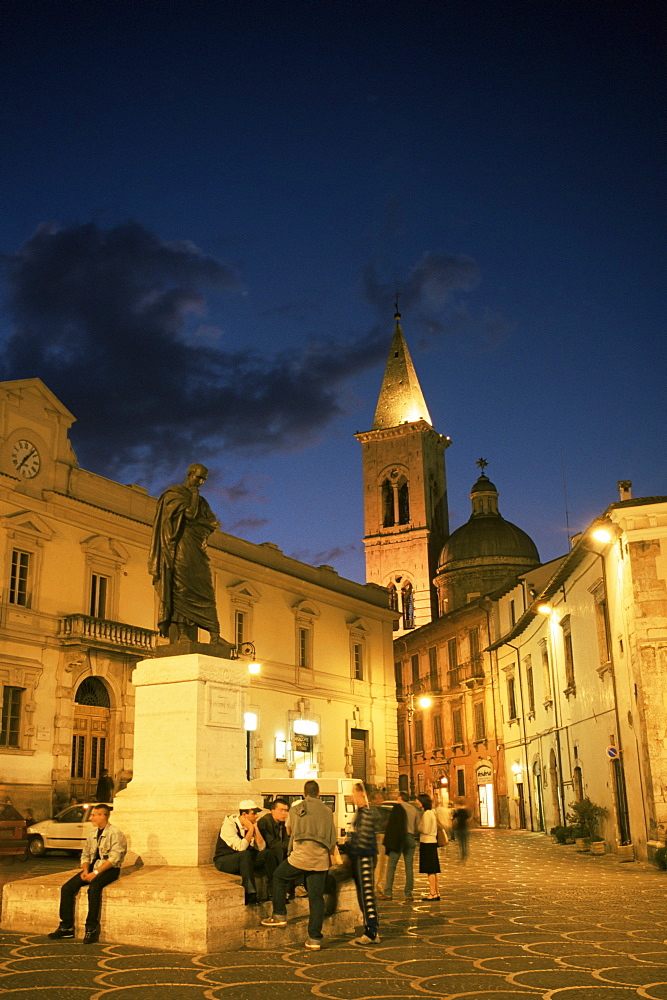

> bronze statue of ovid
[149,463,232,653]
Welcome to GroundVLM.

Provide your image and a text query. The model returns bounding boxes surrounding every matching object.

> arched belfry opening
[381,474,410,527]
[71,677,112,802]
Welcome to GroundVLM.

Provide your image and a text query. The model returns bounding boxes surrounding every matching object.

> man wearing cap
[214,799,277,905]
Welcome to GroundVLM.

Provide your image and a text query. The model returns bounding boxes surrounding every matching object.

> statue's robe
[149,484,220,638]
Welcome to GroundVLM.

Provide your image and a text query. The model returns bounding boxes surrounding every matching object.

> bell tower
[355,308,450,631]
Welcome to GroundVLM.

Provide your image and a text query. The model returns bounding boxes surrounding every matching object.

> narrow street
[1,829,666,999]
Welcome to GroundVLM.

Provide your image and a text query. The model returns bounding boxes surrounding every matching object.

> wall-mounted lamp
[232,640,261,675]
[537,604,552,616]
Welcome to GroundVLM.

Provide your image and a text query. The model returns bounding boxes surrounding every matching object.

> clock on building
[11,439,41,479]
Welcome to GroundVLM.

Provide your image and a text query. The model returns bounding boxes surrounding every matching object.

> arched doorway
[71,677,111,803]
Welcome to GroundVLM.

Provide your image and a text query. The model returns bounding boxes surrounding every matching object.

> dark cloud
[227,517,270,533]
[1,221,388,484]
[1,224,493,491]
[289,543,360,567]
[362,251,510,351]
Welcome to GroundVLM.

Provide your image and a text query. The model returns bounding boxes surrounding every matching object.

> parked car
[26,802,112,857]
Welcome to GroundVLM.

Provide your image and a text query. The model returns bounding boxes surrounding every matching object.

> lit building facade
[489,487,667,860]
[0,378,397,819]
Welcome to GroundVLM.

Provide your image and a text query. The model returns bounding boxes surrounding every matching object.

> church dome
[434,466,540,613]
[438,515,539,568]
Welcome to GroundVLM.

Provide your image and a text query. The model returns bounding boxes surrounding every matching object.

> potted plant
[568,798,608,854]
[654,846,667,871]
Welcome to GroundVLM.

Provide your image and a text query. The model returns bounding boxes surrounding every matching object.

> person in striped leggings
[347,781,380,946]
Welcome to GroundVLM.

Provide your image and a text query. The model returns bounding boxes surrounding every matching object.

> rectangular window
[457,768,466,797]
[473,701,486,741]
[452,707,463,746]
[89,573,109,618]
[507,677,518,719]
[428,646,439,689]
[510,599,516,626]
[561,615,575,691]
[411,653,420,689]
[540,639,551,699]
[235,609,245,648]
[298,626,312,668]
[447,638,458,670]
[397,719,406,759]
[469,627,483,677]
[525,657,535,714]
[414,715,424,753]
[353,642,363,680]
[0,686,23,747]
[394,660,403,700]
[9,550,30,606]
[433,714,443,748]
[71,734,85,778]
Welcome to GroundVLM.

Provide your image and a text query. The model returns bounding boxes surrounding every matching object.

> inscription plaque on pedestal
[206,683,240,728]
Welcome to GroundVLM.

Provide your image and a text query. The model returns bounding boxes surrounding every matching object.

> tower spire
[372,308,432,430]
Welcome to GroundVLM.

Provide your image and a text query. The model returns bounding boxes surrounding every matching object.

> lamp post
[406,692,432,798]
[231,640,261,675]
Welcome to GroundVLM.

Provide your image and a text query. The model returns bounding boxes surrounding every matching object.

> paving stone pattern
[1,830,667,999]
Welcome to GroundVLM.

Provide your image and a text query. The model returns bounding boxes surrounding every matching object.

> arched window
[382,480,394,527]
[74,677,110,709]
[402,582,414,629]
[398,480,410,524]
[387,583,399,612]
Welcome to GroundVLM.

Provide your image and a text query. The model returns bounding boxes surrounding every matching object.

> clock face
[11,439,41,479]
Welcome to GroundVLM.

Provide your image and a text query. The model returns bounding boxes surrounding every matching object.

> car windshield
[56,806,85,823]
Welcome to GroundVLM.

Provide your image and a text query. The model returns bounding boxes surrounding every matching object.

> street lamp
[406,692,431,798]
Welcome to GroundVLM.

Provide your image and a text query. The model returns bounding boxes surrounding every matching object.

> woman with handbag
[417,793,440,900]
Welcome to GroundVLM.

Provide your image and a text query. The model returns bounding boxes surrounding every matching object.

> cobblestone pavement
[1,830,667,999]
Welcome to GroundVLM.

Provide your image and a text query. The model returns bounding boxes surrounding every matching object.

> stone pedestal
[111,653,253,866]
[1,651,360,951]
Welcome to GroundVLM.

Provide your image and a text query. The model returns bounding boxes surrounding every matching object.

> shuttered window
[350,728,367,782]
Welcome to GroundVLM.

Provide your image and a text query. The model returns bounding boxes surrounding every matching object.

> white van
[251,778,357,842]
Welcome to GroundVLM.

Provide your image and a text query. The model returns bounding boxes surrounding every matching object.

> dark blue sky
[1,0,664,582]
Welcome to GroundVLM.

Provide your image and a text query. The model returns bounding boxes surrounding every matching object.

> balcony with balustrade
[58,614,157,654]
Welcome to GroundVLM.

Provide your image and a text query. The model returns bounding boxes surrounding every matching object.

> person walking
[381,791,419,901]
[417,793,440,900]
[369,790,389,895]
[453,797,471,861]
[95,769,114,803]
[346,781,380,946]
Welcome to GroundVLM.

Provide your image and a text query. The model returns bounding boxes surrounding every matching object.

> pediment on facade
[80,534,129,563]
[0,509,55,541]
[292,598,321,619]
[346,617,371,635]
[227,580,261,603]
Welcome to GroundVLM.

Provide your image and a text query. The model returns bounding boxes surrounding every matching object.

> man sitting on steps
[261,780,337,951]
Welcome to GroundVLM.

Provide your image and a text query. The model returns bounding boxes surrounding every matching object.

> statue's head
[185,463,208,486]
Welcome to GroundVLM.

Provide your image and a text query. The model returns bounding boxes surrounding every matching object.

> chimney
[618,480,632,501]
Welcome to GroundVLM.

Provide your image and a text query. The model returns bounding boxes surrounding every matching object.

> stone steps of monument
[245,907,357,949]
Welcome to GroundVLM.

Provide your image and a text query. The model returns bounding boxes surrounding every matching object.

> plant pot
[575,837,589,852]
[590,840,606,856]
[617,843,634,863]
